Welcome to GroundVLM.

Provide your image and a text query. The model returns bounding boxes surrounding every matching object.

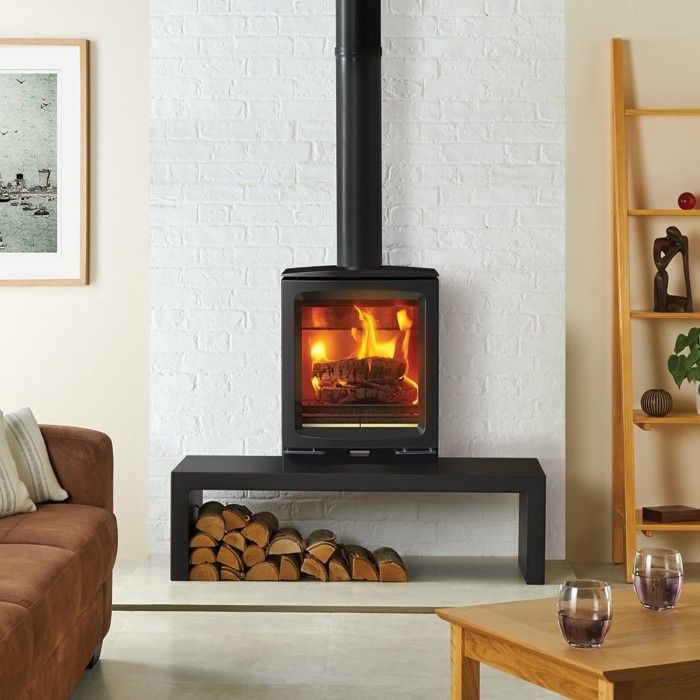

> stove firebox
[281,0,439,470]
[282,268,438,469]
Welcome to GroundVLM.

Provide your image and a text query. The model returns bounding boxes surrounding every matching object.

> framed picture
[0,39,88,285]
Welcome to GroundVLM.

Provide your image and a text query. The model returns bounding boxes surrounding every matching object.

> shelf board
[630,310,700,319]
[636,510,700,535]
[625,108,700,116]
[633,409,700,430]
[629,209,700,217]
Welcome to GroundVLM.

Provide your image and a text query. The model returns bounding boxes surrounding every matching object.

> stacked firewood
[312,357,417,404]
[188,501,408,583]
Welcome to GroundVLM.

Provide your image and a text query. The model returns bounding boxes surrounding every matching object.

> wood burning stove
[281,0,439,470]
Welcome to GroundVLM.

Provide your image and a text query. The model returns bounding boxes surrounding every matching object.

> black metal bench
[170,456,546,584]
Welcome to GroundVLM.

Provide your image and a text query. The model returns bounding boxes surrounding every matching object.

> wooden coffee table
[437,583,700,699]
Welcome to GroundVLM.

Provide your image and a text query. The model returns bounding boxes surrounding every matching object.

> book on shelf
[641,505,700,523]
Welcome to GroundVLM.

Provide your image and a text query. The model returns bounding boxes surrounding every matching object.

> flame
[396,308,412,331]
[308,304,419,405]
[354,306,397,359]
[395,309,418,405]
[310,341,328,363]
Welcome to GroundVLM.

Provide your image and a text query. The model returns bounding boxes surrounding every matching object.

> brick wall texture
[150,0,565,557]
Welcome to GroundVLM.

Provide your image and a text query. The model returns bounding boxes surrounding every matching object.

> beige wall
[567,1,700,561]
[0,1,149,558]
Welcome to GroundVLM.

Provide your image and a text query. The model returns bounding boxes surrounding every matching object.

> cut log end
[278,553,302,581]
[328,548,351,582]
[242,511,280,548]
[345,545,379,581]
[189,563,219,581]
[242,543,267,568]
[189,532,218,548]
[222,503,252,531]
[268,527,305,555]
[374,547,408,582]
[216,543,244,571]
[246,560,280,581]
[301,554,329,582]
[222,530,246,551]
[306,541,337,564]
[189,547,216,566]
[195,501,225,541]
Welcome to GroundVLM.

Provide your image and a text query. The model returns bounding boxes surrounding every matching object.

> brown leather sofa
[0,425,117,699]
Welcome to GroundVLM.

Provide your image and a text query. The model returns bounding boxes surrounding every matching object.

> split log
[222,503,252,531]
[220,566,244,581]
[189,547,216,565]
[246,560,279,581]
[313,357,405,386]
[374,547,408,582]
[242,543,267,568]
[328,548,352,582]
[189,563,219,581]
[216,543,244,571]
[189,532,218,548]
[268,527,305,555]
[345,545,379,581]
[316,379,417,405]
[305,529,337,564]
[195,501,225,541]
[242,511,279,548]
[301,554,328,582]
[222,530,246,551]
[279,553,301,581]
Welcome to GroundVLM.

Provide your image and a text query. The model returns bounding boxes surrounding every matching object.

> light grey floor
[71,557,668,699]
[72,611,560,699]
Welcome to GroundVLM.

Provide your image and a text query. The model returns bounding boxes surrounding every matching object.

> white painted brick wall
[150,0,565,558]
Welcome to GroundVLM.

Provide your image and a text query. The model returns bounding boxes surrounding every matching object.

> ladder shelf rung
[625,108,700,116]
[631,310,700,319]
[629,209,700,217]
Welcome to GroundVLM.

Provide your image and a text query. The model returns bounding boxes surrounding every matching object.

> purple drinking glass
[557,580,613,648]
[633,548,683,611]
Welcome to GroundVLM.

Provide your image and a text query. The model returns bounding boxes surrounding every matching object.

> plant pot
[696,381,700,416]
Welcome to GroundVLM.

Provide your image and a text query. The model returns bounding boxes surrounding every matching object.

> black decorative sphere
[640,389,673,417]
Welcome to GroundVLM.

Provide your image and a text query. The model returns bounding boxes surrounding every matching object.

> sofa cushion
[0,504,117,603]
[5,408,68,504]
[0,544,82,673]
[0,602,32,693]
[0,412,35,517]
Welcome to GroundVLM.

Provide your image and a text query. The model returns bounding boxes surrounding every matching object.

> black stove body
[281,0,439,470]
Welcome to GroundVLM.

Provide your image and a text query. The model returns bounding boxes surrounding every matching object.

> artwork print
[0,72,58,253]
[0,40,88,285]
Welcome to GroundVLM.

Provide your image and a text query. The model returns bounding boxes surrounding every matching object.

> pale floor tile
[114,555,576,610]
[72,612,558,699]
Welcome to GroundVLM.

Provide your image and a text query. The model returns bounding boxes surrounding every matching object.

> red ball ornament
[678,192,696,210]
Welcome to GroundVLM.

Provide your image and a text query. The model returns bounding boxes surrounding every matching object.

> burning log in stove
[312,356,417,405]
[188,501,408,583]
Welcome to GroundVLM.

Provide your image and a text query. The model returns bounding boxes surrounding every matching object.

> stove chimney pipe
[336,0,383,269]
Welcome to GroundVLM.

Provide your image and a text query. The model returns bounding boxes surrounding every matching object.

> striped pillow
[0,412,36,517]
[4,408,68,503]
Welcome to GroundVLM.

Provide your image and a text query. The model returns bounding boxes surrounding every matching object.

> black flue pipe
[336,0,383,269]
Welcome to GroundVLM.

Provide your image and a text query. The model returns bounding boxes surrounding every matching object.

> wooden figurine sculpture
[653,226,693,312]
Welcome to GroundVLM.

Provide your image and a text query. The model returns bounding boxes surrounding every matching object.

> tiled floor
[72,611,559,699]
[71,557,671,699]
[112,554,580,610]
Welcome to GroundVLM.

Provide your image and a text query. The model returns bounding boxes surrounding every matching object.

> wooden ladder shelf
[611,38,700,581]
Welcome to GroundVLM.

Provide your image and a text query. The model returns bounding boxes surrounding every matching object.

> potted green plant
[668,327,700,414]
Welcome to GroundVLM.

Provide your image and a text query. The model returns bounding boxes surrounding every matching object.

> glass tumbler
[557,579,613,648]
[633,548,683,611]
